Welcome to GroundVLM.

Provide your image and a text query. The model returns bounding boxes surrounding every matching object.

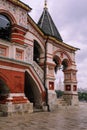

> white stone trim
[0,65,25,72]
[9,93,25,97]
[25,69,44,92]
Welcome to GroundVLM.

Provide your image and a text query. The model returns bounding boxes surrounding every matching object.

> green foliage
[78,92,87,101]
[55,90,87,101]
[55,90,64,98]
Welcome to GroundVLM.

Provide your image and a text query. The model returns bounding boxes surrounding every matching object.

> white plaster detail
[25,46,33,63]
[0,0,27,27]
[33,61,44,82]
[0,65,25,72]
[9,93,25,97]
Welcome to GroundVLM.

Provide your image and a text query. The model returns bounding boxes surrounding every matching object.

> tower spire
[38,0,63,42]
[44,0,47,9]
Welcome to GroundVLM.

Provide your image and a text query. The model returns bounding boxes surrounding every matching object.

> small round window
[0,14,11,41]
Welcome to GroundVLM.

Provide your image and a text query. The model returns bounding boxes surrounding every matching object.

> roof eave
[48,36,80,51]
[27,15,44,37]
[8,0,32,12]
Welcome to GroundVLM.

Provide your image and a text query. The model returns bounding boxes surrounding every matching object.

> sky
[21,0,87,89]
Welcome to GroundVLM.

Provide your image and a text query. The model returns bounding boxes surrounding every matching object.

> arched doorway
[53,55,69,92]
[53,55,64,96]
[24,71,42,109]
[62,59,69,70]
[53,51,78,106]
[33,40,44,65]
[33,40,41,63]
[0,78,10,102]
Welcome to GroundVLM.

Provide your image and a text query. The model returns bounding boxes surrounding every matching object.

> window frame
[16,48,24,60]
[0,45,8,57]
[0,14,11,41]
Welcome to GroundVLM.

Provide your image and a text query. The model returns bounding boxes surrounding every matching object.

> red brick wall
[0,60,46,102]
[0,69,24,93]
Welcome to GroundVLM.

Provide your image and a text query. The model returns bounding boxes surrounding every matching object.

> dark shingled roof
[37,7,63,42]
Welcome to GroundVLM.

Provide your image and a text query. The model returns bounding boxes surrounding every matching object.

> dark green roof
[37,8,63,42]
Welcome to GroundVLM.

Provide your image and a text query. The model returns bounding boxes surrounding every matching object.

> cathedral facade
[0,0,79,115]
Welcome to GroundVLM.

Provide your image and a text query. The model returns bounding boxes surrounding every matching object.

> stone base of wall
[0,102,33,116]
[63,94,79,106]
[48,91,58,111]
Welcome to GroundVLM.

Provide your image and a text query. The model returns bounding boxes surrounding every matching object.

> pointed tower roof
[37,0,63,42]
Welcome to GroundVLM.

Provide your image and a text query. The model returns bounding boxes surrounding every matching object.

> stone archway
[53,55,61,73]
[24,71,44,109]
[0,78,10,102]
[33,40,44,65]
[53,50,78,105]
[53,55,64,91]
[53,52,71,88]
[0,9,17,24]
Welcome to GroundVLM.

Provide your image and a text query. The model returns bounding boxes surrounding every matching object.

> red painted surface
[0,68,24,93]
[11,33,24,40]
[73,85,77,91]
[11,24,28,44]
[49,81,54,90]
[0,96,28,104]
[65,85,71,91]
[0,60,46,103]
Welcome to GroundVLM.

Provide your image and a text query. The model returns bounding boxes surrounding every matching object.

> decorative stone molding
[25,46,33,63]
[32,61,44,82]
[0,0,28,27]
[11,24,28,44]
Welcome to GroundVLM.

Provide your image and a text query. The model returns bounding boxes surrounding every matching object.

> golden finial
[44,0,47,8]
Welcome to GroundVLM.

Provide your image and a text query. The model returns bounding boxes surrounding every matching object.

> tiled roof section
[38,8,63,42]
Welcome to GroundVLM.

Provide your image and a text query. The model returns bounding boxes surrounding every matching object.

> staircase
[32,61,44,83]
[57,98,68,108]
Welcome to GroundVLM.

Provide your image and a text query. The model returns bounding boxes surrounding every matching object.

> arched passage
[24,71,43,108]
[53,51,72,92]
[33,40,44,64]
[62,59,69,70]
[0,78,10,101]
[53,55,61,73]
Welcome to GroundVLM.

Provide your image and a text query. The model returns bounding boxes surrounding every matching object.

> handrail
[32,61,44,82]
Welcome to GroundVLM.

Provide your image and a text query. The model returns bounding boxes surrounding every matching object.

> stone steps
[57,98,68,107]
[33,108,43,112]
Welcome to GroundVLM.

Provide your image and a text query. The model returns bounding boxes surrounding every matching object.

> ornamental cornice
[48,36,79,52]
[27,15,44,38]
[8,0,31,11]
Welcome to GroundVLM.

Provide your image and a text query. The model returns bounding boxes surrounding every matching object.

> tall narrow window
[0,14,11,41]
[33,40,41,63]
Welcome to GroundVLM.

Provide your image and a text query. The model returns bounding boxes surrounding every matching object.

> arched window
[0,14,11,41]
[33,40,41,63]
[62,59,69,70]
[53,55,61,73]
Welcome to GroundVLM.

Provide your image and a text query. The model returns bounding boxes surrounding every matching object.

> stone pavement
[0,102,87,130]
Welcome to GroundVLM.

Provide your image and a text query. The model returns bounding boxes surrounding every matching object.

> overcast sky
[21,0,87,89]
